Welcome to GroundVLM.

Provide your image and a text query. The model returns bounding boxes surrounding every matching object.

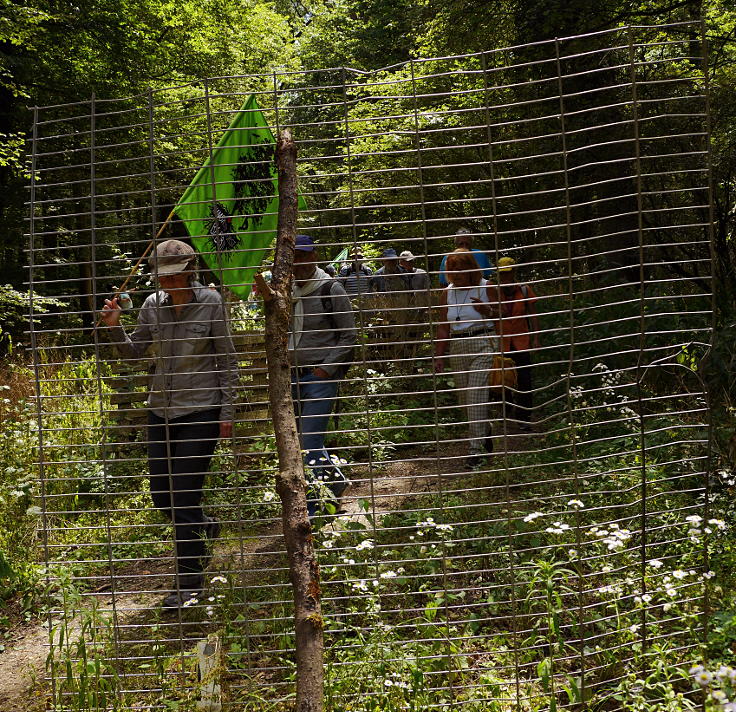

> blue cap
[381,248,398,258]
[295,234,317,252]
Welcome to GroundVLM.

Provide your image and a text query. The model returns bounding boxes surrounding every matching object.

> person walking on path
[290,235,357,517]
[399,250,430,292]
[101,239,238,609]
[433,249,499,470]
[338,249,373,296]
[438,228,492,287]
[494,256,540,429]
[370,248,410,293]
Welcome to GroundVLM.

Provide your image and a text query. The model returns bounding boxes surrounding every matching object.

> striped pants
[448,333,498,455]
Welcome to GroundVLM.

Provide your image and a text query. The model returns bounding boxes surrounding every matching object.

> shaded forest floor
[0,433,535,712]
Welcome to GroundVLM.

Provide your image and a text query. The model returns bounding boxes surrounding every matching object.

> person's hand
[219,421,233,439]
[313,367,330,380]
[101,297,121,327]
[470,298,493,318]
[433,356,445,373]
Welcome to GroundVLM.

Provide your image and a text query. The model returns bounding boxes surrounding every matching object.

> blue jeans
[291,372,341,478]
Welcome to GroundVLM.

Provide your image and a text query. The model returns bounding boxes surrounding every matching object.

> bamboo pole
[256,129,324,712]
[95,208,175,326]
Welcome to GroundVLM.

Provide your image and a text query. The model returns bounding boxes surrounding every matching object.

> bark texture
[259,129,324,712]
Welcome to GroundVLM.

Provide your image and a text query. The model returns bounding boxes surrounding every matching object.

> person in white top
[434,249,500,470]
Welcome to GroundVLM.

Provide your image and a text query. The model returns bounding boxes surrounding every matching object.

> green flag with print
[175,95,304,299]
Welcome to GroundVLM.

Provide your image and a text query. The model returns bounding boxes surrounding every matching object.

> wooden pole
[258,129,324,712]
[94,208,174,326]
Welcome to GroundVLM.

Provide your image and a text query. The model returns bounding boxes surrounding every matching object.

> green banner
[175,95,304,299]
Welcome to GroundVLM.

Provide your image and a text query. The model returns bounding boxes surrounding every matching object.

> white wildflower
[647,559,664,569]
[356,539,374,551]
[263,491,276,502]
[694,669,713,687]
[380,570,397,579]
[545,521,571,535]
[672,570,688,580]
[210,575,227,584]
[568,499,584,509]
[524,512,544,523]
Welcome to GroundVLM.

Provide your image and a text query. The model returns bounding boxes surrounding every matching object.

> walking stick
[95,208,176,326]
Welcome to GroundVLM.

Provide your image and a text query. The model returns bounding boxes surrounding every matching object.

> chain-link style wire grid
[27,22,714,712]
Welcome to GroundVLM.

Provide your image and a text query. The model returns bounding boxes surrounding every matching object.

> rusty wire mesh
[27,22,714,712]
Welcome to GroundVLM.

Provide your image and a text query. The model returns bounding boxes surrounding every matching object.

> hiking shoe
[463,455,487,471]
[327,474,351,499]
[162,589,202,610]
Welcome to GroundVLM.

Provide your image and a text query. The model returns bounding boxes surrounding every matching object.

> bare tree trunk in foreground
[254,129,324,712]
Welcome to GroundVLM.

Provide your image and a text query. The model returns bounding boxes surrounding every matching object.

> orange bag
[489,355,518,390]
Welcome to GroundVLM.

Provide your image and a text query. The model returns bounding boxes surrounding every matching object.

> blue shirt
[438,249,492,286]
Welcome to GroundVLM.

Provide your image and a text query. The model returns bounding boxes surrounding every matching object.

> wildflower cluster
[690,664,736,710]
[686,514,727,543]
[590,523,632,551]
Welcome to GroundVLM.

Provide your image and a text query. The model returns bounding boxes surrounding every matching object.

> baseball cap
[295,234,317,252]
[399,250,415,261]
[149,239,195,275]
[497,256,516,273]
[381,248,398,258]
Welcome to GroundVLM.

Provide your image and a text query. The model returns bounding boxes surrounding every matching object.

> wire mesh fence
[27,22,714,712]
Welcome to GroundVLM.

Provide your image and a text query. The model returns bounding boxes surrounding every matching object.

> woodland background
[1,1,736,710]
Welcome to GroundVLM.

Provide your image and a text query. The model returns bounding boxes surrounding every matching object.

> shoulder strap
[319,280,337,330]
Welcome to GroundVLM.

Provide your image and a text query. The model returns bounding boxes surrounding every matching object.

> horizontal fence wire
[26,22,713,712]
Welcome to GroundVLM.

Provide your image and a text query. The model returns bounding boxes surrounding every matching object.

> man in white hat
[101,239,238,609]
[399,250,429,292]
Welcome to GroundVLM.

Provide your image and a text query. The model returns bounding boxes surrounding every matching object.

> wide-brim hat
[399,250,415,261]
[149,239,195,275]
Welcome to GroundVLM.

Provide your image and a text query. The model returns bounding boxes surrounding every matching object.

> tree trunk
[257,129,324,712]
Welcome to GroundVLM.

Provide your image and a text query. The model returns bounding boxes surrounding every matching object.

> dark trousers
[147,409,220,589]
[510,347,533,422]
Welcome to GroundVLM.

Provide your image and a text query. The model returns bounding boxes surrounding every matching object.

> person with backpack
[495,256,540,430]
[338,249,373,296]
[290,235,357,517]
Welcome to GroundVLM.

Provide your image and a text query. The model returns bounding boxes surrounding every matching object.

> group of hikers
[100,230,540,608]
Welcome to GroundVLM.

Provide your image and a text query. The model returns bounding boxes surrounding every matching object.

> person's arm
[210,298,239,437]
[528,303,541,350]
[101,296,153,360]
[316,283,356,378]
[438,254,448,287]
[471,284,500,320]
[433,290,450,373]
